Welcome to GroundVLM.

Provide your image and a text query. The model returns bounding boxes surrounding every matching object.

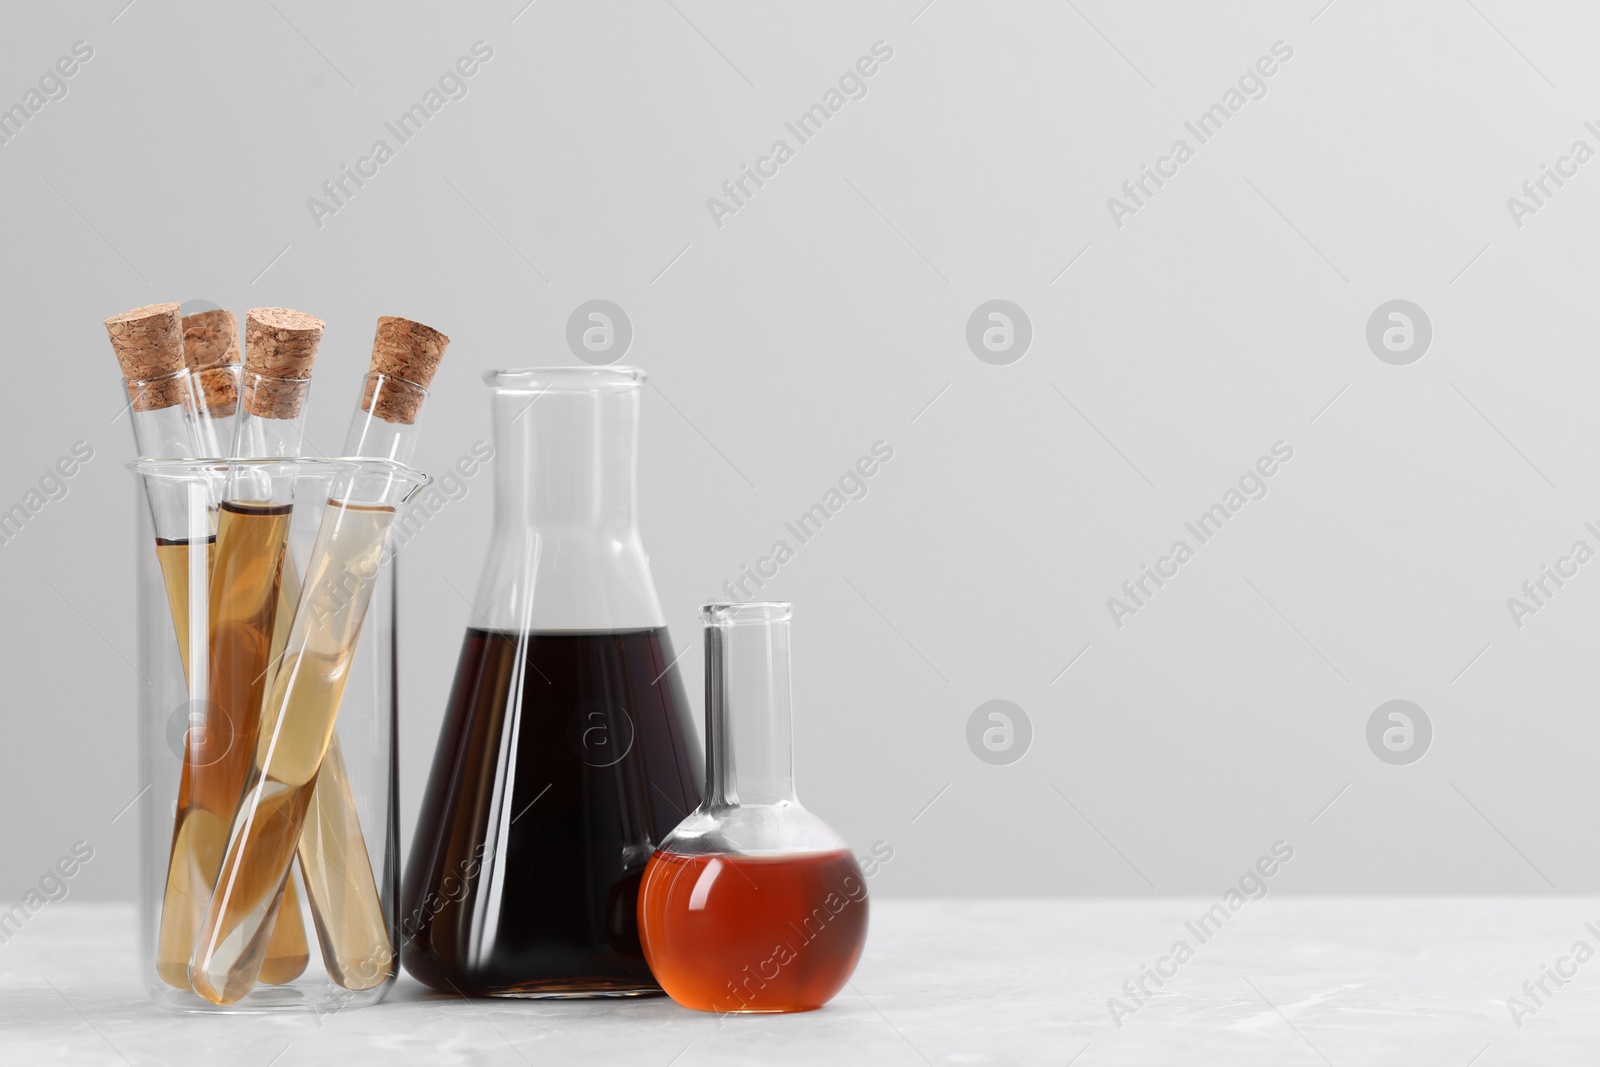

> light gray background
[1,0,1592,903]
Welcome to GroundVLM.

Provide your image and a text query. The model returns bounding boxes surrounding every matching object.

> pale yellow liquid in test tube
[276,546,395,991]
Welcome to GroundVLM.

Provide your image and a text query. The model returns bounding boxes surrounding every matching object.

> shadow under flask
[401,367,703,997]
[638,602,869,1013]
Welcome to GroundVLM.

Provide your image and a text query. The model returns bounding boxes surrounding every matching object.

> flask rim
[484,366,645,392]
[702,601,792,625]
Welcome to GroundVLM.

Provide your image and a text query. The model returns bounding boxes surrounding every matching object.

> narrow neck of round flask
[488,381,641,534]
[704,611,799,808]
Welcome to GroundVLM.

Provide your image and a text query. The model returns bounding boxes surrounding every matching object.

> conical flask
[401,367,703,997]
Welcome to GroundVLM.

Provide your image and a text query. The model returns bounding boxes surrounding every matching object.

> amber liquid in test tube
[190,317,449,1004]
[157,308,325,991]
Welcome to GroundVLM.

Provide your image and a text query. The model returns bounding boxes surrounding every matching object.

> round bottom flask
[638,603,868,1013]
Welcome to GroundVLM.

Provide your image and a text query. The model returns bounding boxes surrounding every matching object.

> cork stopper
[182,309,239,369]
[243,307,325,419]
[105,303,188,412]
[182,309,240,417]
[361,316,450,424]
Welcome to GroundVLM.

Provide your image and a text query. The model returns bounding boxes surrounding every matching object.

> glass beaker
[638,603,868,1014]
[401,367,704,997]
[131,457,423,1013]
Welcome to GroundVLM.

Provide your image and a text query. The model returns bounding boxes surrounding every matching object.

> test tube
[106,303,213,685]
[223,315,401,992]
[108,305,219,990]
[157,308,323,990]
[190,317,448,1004]
[180,308,243,460]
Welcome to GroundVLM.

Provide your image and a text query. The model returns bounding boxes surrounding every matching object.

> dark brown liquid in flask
[401,628,702,996]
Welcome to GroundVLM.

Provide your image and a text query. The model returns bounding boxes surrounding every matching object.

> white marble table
[2,900,1595,1064]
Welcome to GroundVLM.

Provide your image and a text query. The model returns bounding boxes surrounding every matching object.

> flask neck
[704,605,798,808]
[489,379,641,533]
[474,369,662,633]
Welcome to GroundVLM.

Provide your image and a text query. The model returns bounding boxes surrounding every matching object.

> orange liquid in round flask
[639,603,868,1013]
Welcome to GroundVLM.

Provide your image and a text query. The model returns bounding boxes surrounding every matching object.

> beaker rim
[484,367,645,392]
[126,455,431,488]
[702,601,792,624]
